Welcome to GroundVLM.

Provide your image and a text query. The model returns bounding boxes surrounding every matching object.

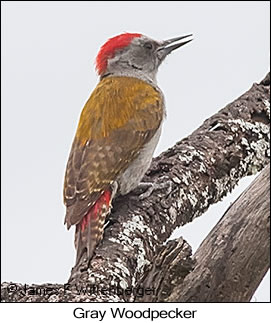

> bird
[63,32,192,269]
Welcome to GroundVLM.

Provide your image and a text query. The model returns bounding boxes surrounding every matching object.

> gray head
[95,32,192,83]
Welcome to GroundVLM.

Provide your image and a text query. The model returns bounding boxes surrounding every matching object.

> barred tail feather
[74,190,112,266]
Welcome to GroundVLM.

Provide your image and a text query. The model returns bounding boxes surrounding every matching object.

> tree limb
[139,164,270,302]
[1,73,270,302]
[168,164,270,302]
[135,237,196,302]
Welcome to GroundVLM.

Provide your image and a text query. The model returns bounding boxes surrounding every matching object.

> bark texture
[168,164,270,302]
[140,164,270,302]
[1,73,270,302]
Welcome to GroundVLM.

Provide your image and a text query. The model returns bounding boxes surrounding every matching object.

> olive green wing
[63,77,164,228]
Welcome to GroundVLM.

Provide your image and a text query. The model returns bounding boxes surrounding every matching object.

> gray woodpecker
[63,32,192,267]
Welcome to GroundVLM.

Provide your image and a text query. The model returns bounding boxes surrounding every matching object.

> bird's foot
[136,176,172,200]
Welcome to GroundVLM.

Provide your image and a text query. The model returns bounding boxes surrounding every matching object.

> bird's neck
[101,69,158,88]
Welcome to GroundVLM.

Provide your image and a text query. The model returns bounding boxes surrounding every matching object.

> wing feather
[64,76,164,228]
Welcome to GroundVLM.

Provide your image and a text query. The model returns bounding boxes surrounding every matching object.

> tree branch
[167,164,270,302]
[139,164,270,302]
[135,237,196,302]
[1,73,270,302]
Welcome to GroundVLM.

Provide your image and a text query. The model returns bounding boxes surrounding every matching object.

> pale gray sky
[2,1,270,301]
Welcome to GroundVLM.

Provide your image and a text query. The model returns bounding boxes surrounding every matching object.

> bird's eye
[144,42,153,50]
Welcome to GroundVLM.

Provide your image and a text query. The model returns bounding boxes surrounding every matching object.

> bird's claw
[133,176,172,200]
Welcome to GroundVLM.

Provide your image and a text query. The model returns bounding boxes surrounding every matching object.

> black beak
[157,34,193,61]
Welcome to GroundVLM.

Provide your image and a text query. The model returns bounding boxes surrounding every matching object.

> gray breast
[116,124,162,195]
